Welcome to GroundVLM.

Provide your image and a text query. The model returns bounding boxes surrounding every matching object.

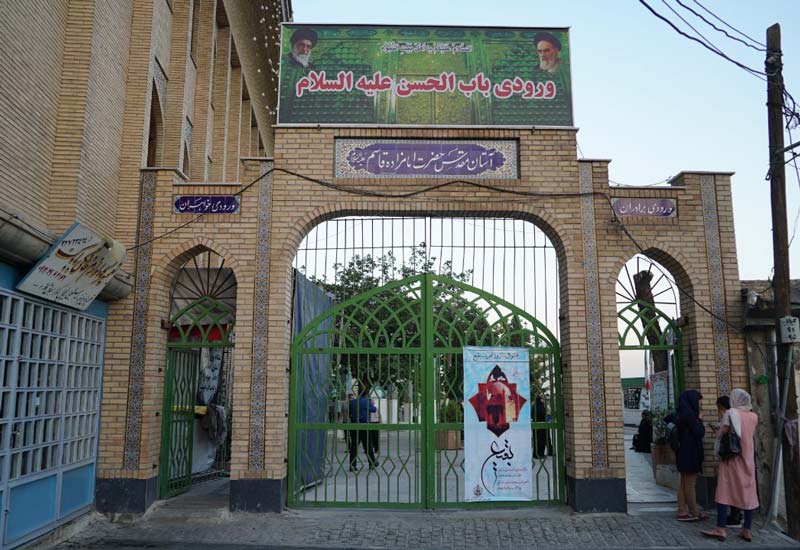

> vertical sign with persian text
[464,347,532,502]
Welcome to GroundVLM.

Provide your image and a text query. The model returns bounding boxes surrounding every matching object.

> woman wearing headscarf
[671,389,707,521]
[701,388,759,542]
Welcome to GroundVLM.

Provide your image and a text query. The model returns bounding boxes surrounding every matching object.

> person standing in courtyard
[631,410,653,453]
[702,388,759,542]
[369,398,381,457]
[348,390,377,472]
[668,389,708,522]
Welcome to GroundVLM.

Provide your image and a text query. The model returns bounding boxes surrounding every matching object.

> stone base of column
[230,478,286,512]
[95,476,158,515]
[566,476,627,512]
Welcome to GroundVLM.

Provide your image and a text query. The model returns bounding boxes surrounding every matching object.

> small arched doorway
[158,251,237,498]
[616,254,683,506]
[288,273,563,509]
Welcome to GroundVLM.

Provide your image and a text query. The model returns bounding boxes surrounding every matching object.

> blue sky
[291,0,800,281]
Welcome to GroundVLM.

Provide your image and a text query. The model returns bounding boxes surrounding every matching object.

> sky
[290,0,800,282]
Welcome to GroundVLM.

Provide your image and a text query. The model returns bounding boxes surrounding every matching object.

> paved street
[44,454,797,550]
[46,495,799,550]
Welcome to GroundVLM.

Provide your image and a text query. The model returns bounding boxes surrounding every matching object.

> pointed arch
[146,81,164,167]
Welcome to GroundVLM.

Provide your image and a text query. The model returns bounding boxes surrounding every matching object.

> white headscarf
[726,388,752,436]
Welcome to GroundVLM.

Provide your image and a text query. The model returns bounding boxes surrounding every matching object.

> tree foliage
[300,244,554,412]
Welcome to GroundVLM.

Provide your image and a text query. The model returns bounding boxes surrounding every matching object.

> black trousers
[369,423,380,455]
[348,429,376,469]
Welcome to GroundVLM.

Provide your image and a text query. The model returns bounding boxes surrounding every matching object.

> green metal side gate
[159,297,235,499]
[618,300,684,406]
[289,274,563,508]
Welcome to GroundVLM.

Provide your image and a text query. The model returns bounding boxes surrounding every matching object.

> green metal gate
[159,297,235,499]
[289,274,563,508]
[618,300,684,406]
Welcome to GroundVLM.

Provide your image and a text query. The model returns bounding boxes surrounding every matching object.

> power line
[676,0,765,52]
[609,177,672,188]
[644,0,799,132]
[660,0,731,58]
[126,169,271,252]
[639,0,767,81]
[691,0,767,49]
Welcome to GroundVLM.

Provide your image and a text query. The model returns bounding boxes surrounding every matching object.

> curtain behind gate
[293,270,334,486]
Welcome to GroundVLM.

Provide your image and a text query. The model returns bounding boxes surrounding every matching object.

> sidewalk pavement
[45,430,797,550]
[46,486,798,550]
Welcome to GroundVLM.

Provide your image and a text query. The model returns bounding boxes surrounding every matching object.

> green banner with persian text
[278,24,572,127]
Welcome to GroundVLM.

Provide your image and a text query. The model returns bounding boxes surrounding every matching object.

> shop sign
[17,222,126,310]
[278,24,572,126]
[611,198,676,217]
[464,346,533,502]
[173,195,240,214]
[335,139,518,179]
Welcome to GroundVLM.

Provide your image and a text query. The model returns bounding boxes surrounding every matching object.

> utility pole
[766,22,799,540]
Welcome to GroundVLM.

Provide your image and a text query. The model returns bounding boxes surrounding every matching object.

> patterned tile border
[248,161,273,470]
[123,171,157,470]
[579,163,607,469]
[700,175,731,396]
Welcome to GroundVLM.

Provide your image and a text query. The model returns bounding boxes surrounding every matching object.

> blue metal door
[0,290,105,549]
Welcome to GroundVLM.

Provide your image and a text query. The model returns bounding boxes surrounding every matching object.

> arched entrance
[616,255,684,413]
[158,250,237,499]
[288,273,563,508]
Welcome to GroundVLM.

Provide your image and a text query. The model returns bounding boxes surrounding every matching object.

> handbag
[718,428,742,461]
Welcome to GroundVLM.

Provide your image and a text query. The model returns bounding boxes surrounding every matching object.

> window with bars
[0,291,105,484]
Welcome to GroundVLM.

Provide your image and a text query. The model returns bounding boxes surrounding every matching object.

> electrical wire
[639,0,767,81]
[609,177,672,188]
[676,0,765,52]
[660,0,734,59]
[691,0,767,49]
[126,169,272,252]
[130,165,751,335]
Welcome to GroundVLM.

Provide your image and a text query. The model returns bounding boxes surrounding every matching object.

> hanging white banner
[464,346,532,502]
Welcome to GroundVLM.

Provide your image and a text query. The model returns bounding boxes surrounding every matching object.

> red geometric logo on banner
[468,365,526,437]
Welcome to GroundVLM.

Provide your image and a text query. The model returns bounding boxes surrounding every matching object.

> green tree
[302,244,483,404]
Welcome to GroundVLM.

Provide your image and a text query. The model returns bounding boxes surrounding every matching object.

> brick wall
[97,0,262,479]
[260,127,747,483]
[0,1,69,228]
[77,0,134,237]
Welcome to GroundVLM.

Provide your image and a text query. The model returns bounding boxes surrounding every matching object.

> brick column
[563,161,626,512]
[47,0,95,235]
[96,0,157,515]
[229,158,284,512]
[224,67,243,182]
[188,0,217,181]
[209,27,231,182]
[161,0,192,169]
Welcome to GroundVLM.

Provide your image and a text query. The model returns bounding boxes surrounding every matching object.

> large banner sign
[464,347,532,502]
[17,222,126,310]
[278,24,572,127]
